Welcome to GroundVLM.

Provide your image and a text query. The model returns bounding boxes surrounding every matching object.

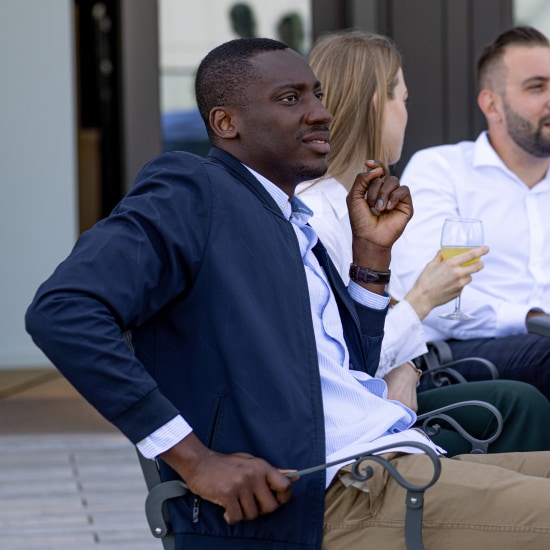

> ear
[477,89,502,123]
[209,107,238,140]
[372,91,378,110]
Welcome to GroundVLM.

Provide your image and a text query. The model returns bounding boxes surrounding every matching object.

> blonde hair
[307,30,402,190]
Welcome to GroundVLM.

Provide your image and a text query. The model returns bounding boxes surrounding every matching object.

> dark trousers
[443,333,550,399]
[417,379,550,455]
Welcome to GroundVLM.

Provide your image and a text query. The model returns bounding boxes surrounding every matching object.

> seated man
[391,26,550,398]
[26,37,550,550]
[298,28,550,455]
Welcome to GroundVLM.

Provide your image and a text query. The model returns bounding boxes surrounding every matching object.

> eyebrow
[271,81,322,93]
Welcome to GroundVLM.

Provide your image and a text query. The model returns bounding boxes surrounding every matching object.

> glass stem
[454,295,462,313]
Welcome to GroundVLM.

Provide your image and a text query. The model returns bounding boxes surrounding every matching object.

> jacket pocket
[192,394,225,524]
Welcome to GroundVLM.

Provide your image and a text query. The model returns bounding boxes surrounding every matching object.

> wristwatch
[349,263,391,285]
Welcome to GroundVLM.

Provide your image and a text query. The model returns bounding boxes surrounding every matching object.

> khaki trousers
[323,451,550,550]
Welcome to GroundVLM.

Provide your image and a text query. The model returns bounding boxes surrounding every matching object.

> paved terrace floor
[0,368,162,549]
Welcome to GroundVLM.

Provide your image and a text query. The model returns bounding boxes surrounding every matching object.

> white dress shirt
[296,178,428,378]
[391,131,550,342]
[139,168,441,485]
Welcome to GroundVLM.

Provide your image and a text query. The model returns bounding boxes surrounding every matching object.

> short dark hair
[476,26,549,91]
[195,38,288,141]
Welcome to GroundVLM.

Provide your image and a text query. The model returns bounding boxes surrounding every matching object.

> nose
[305,96,333,125]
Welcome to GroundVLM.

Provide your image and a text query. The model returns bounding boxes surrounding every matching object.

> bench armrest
[527,316,550,338]
[137,441,441,550]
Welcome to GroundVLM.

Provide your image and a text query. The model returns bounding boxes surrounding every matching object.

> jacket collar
[207,147,285,217]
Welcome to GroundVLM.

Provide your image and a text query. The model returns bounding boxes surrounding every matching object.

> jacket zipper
[192,395,224,523]
[192,496,200,523]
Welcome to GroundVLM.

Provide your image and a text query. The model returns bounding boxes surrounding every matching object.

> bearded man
[391,26,550,398]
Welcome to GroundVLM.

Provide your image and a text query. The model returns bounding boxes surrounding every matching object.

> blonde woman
[297,29,550,454]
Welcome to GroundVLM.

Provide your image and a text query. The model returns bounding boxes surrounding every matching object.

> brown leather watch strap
[349,263,391,284]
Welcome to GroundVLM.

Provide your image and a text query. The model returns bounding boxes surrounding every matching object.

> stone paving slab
[0,434,162,549]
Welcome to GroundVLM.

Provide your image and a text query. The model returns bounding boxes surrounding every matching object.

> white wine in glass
[439,217,484,321]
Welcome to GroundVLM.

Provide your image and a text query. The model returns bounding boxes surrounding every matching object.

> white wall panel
[0,0,77,368]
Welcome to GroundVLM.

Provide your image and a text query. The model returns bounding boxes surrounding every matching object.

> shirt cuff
[136,415,193,459]
[495,302,532,335]
[348,280,390,310]
[375,300,427,379]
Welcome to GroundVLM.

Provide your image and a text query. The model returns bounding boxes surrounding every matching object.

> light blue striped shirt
[138,167,440,484]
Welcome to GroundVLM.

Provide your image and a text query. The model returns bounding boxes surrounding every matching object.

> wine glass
[439,217,484,321]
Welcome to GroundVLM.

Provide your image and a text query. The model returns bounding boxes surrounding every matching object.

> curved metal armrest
[416,341,499,386]
[292,442,441,550]
[139,442,440,550]
[417,399,503,454]
[440,357,499,379]
[145,480,188,538]
[528,316,550,338]
[425,357,500,386]
[289,441,440,489]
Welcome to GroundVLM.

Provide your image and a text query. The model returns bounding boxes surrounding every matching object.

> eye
[526,81,546,92]
[281,93,298,103]
[315,90,325,101]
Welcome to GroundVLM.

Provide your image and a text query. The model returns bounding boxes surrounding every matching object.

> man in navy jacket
[26,38,550,550]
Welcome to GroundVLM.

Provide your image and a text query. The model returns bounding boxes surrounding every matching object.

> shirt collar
[472,131,507,169]
[473,131,550,188]
[243,165,314,222]
[317,176,350,220]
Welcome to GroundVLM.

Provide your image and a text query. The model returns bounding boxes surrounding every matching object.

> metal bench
[137,440,441,550]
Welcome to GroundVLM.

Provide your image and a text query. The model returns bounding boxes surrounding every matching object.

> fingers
[159,438,293,526]
[348,166,385,204]
[268,470,294,503]
[278,468,301,483]
[366,175,400,214]
[185,453,292,525]
[351,160,410,216]
[365,159,387,173]
[449,245,489,269]
[223,496,246,525]
[230,485,278,524]
[223,469,291,525]
[347,159,413,248]
[361,161,393,213]
[349,168,397,214]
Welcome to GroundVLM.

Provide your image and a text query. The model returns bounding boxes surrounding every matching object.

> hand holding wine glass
[439,218,484,321]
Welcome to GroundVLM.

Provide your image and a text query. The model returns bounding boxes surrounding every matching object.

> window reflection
[514,0,550,36]
[158,0,311,155]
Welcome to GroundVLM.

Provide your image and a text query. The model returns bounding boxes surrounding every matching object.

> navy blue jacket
[26,148,387,550]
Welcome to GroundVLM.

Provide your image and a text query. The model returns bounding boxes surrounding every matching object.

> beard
[503,98,550,157]
[294,161,328,183]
